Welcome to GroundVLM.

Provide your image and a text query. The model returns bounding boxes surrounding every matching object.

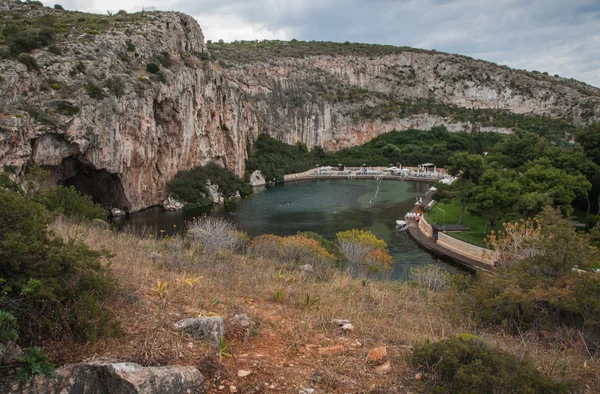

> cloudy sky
[43,0,600,87]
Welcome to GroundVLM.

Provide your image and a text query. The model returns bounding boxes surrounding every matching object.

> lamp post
[436,207,446,228]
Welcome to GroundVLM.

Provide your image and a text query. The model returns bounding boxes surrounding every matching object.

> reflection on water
[122,179,464,278]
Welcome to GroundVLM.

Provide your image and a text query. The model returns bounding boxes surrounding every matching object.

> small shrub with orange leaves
[336,229,394,277]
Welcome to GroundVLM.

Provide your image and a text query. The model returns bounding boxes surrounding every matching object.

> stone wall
[419,215,434,238]
[436,232,497,267]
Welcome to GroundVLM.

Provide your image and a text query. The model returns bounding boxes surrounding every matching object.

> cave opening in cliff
[56,158,130,212]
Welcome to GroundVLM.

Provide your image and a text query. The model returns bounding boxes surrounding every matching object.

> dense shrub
[56,101,80,115]
[84,80,104,99]
[53,4,64,10]
[17,54,39,72]
[33,185,106,221]
[146,62,160,73]
[105,76,125,97]
[155,51,172,67]
[166,162,252,207]
[412,334,570,393]
[0,188,117,343]
[466,207,600,341]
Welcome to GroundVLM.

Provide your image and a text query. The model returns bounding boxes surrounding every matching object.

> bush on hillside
[466,207,600,342]
[0,188,117,343]
[187,217,245,257]
[412,334,570,393]
[336,229,393,277]
[166,162,252,207]
[33,185,107,221]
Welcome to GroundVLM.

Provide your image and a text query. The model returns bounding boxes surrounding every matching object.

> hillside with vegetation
[1,168,600,393]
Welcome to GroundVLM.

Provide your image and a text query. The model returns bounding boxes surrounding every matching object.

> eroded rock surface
[2,361,205,394]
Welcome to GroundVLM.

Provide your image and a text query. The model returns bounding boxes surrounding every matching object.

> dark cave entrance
[56,158,130,212]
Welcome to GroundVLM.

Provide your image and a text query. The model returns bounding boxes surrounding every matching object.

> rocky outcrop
[163,195,185,211]
[249,170,266,187]
[2,361,205,393]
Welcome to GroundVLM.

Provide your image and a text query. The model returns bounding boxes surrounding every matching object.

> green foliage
[297,231,343,262]
[105,76,125,97]
[72,61,86,75]
[146,62,160,74]
[56,101,80,116]
[125,40,135,52]
[47,43,62,55]
[207,39,438,64]
[17,54,39,71]
[0,188,117,343]
[53,4,64,10]
[33,185,107,221]
[166,162,252,207]
[0,309,18,344]
[14,347,55,382]
[155,51,172,67]
[156,70,166,83]
[466,207,600,340]
[468,166,521,233]
[84,80,104,99]
[412,334,570,394]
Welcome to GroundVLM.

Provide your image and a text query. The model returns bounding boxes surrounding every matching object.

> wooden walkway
[408,194,495,274]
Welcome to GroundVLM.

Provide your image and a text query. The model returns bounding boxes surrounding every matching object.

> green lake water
[123,179,463,278]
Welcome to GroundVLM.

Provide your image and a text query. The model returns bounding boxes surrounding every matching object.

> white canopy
[421,163,435,167]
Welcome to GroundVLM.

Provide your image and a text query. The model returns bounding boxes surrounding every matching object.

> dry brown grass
[43,218,600,393]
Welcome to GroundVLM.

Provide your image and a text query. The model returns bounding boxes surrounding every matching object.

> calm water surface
[123,179,463,279]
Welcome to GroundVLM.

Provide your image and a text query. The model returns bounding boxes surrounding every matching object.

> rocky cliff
[1,2,599,211]
[0,2,259,211]
[209,41,600,150]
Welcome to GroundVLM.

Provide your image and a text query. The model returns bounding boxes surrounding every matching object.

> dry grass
[44,218,600,393]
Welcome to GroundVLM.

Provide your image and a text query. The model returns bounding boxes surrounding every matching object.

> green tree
[468,167,521,234]
[0,188,117,343]
[444,152,487,224]
[517,158,591,217]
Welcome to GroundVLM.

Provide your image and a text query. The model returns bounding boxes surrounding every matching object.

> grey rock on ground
[230,314,252,328]
[0,341,23,364]
[298,264,314,273]
[174,316,224,345]
[2,360,205,393]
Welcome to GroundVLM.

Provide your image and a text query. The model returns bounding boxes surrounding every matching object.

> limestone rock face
[218,52,600,150]
[2,361,205,394]
[0,4,258,212]
[249,170,266,187]
[205,179,223,204]
[163,195,185,211]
